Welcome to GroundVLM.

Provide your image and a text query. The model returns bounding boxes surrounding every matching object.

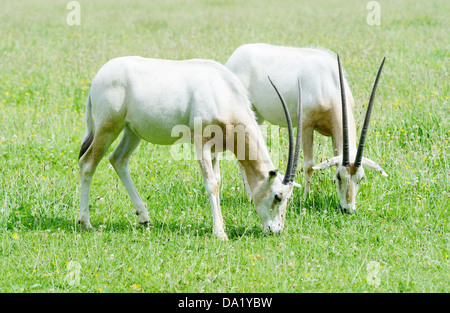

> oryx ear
[312,156,341,170]
[268,169,279,180]
[362,157,388,177]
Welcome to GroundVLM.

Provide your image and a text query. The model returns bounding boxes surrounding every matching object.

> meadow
[0,0,448,293]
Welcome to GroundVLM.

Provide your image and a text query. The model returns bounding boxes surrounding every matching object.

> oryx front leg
[238,162,253,200]
[197,149,228,241]
[108,126,150,226]
[302,126,315,199]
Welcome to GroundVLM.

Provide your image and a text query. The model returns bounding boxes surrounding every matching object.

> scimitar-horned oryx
[226,43,387,214]
[77,56,302,240]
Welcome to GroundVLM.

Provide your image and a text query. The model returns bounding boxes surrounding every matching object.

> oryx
[225,43,387,214]
[77,56,302,239]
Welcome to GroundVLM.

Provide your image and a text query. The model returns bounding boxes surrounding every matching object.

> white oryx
[226,43,387,214]
[77,56,302,240]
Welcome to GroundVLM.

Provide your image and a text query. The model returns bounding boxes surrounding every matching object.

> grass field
[0,0,448,293]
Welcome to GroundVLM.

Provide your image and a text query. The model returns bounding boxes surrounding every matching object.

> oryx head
[313,55,387,214]
[253,76,302,234]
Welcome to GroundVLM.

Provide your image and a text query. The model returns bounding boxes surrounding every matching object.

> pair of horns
[338,54,386,168]
[268,76,302,185]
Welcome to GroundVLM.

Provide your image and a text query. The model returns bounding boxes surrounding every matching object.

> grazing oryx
[225,43,387,214]
[77,56,302,240]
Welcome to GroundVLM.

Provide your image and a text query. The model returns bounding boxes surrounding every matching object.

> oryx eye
[336,173,341,181]
[274,193,282,202]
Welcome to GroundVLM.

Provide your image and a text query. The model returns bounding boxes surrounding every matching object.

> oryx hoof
[214,230,229,241]
[78,219,94,231]
[138,214,151,226]
[139,220,152,227]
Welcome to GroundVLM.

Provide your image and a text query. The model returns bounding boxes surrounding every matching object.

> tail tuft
[78,132,94,160]
[78,91,94,160]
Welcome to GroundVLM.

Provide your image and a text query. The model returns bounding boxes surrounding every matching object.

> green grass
[0,0,448,292]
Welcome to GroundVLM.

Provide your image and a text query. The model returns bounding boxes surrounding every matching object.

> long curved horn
[354,57,386,168]
[337,54,350,167]
[267,76,294,185]
[290,78,302,183]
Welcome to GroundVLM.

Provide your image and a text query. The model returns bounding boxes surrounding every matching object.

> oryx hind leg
[78,127,123,230]
[108,125,150,226]
[211,152,224,228]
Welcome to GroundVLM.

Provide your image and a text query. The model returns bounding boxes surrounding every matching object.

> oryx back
[90,56,254,145]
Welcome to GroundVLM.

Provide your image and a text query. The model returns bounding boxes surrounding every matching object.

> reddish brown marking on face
[343,165,359,203]
[346,165,359,175]
[345,182,355,203]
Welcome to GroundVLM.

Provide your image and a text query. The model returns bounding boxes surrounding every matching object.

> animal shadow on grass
[11,215,77,232]
[56,212,265,240]
[15,193,339,238]
[291,190,342,215]
[148,218,266,240]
